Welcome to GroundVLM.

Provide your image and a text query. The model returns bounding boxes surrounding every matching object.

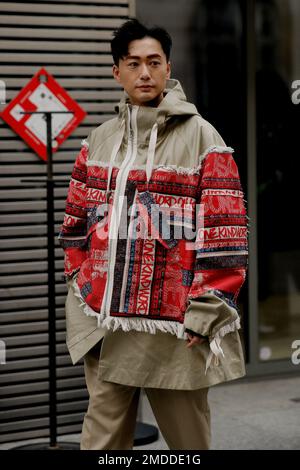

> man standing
[58,19,248,450]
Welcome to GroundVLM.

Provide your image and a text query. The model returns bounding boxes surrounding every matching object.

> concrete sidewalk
[1,373,300,450]
[137,373,300,450]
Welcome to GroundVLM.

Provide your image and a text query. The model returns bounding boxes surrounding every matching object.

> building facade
[0,0,299,444]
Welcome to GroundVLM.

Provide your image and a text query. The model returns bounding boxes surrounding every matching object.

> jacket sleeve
[183,146,249,373]
[57,138,90,282]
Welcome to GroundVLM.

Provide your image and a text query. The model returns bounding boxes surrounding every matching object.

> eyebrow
[124,54,162,60]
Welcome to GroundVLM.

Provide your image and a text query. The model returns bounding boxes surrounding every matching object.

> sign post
[17,110,78,449]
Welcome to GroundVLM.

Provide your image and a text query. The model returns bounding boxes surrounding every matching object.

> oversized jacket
[58,78,249,376]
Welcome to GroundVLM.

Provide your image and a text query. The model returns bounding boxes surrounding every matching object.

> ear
[166,61,171,79]
[112,64,121,83]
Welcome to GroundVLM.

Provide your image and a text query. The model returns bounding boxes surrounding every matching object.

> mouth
[137,85,153,90]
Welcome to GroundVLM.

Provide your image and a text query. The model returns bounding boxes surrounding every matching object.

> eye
[150,61,161,66]
[128,62,139,68]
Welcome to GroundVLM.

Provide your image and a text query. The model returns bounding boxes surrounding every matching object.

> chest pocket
[135,189,197,250]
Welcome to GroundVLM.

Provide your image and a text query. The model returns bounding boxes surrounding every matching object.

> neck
[130,92,164,108]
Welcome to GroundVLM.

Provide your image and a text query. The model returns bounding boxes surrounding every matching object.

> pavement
[1,373,300,450]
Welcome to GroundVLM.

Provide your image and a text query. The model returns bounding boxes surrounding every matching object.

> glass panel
[256,0,300,361]
[191,0,249,360]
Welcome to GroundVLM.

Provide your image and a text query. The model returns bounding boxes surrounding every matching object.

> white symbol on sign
[9,83,73,146]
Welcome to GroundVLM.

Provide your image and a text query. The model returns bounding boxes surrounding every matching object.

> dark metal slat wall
[0,0,133,444]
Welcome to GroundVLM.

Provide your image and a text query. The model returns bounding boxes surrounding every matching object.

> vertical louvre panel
[0,0,134,444]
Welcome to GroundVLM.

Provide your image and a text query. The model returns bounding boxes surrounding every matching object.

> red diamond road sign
[0,67,86,161]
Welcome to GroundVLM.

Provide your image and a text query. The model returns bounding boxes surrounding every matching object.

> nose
[140,63,151,80]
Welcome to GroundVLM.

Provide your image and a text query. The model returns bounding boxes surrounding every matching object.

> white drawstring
[106,118,126,203]
[205,336,225,375]
[107,115,157,195]
[145,122,158,189]
[99,106,134,318]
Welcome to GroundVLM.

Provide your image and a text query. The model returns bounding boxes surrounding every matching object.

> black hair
[111,18,172,65]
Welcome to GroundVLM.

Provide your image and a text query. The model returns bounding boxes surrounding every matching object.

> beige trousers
[80,342,211,450]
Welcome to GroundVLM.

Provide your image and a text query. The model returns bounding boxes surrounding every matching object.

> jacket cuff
[183,292,241,374]
[184,328,208,339]
[184,292,238,337]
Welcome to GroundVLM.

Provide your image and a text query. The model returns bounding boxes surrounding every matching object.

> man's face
[112,37,171,107]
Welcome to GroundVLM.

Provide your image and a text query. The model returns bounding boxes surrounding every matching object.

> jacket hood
[115,78,200,134]
[156,78,200,119]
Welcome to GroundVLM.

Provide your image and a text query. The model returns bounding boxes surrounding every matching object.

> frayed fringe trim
[199,145,235,164]
[87,160,204,175]
[81,139,89,148]
[205,315,241,375]
[101,315,187,340]
[71,277,188,340]
[153,164,201,175]
[86,146,234,175]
